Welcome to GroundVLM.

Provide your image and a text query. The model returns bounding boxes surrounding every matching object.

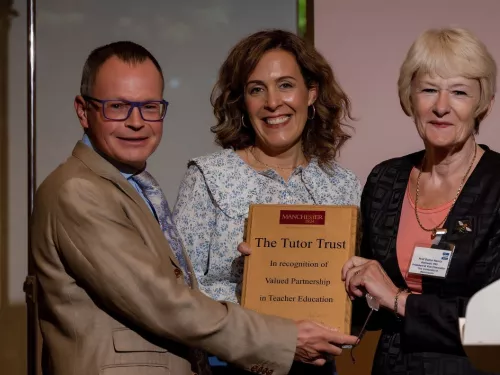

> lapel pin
[456,220,472,234]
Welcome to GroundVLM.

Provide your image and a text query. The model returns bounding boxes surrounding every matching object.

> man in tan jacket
[30,41,356,375]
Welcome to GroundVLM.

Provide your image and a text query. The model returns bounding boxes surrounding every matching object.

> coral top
[396,175,454,294]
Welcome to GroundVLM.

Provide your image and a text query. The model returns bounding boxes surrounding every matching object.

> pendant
[431,228,447,240]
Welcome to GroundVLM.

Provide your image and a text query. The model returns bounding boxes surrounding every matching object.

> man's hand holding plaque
[293,320,358,364]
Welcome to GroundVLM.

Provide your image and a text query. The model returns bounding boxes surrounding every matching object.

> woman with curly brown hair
[173,29,361,373]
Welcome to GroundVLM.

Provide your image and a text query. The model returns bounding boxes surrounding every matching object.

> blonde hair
[398,27,497,130]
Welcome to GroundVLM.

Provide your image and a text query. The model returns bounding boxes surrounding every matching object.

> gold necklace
[415,144,477,239]
[249,147,305,171]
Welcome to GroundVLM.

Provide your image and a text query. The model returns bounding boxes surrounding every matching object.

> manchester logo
[279,210,325,225]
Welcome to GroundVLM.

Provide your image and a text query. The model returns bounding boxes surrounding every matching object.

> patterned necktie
[132,170,192,286]
[132,171,211,375]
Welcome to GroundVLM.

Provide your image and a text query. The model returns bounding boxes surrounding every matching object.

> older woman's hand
[341,256,402,312]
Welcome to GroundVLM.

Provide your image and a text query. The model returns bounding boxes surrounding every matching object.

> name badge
[408,244,454,278]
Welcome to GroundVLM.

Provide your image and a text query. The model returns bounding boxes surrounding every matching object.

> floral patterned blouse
[173,149,362,303]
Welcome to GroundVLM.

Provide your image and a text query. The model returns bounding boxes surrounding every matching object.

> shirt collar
[82,133,135,180]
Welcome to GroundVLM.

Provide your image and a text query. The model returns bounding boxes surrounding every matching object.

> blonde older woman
[342,28,500,375]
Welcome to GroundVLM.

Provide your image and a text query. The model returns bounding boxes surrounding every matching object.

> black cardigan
[355,145,500,375]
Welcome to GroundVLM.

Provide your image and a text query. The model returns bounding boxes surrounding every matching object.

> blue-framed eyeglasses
[83,95,169,122]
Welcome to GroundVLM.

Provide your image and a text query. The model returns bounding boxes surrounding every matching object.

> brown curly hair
[210,29,354,166]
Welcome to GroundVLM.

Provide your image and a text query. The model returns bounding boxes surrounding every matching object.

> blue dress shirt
[81,133,154,215]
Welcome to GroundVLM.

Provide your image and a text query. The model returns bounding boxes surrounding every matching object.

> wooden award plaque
[241,204,358,334]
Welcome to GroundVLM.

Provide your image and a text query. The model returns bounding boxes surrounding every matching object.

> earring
[241,114,247,128]
[308,105,316,120]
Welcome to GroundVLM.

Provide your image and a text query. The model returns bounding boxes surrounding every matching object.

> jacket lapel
[382,146,493,293]
[441,146,491,243]
[421,146,494,292]
[380,151,424,289]
[71,141,182,269]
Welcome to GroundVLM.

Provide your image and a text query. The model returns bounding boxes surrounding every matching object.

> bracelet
[394,288,409,319]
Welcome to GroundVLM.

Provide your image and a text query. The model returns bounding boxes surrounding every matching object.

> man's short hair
[80,41,164,96]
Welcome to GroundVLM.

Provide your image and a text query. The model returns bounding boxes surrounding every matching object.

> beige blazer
[31,142,297,375]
